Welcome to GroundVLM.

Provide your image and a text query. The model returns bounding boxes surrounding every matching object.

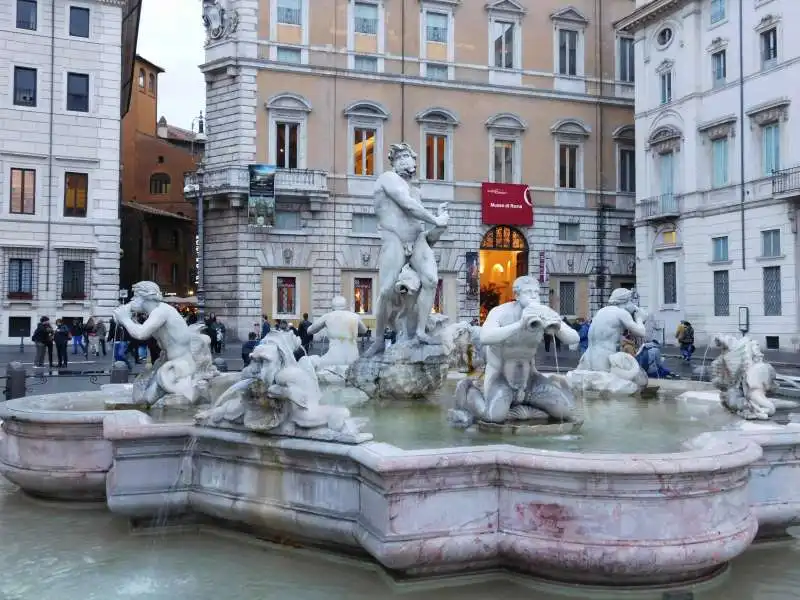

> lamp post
[184,111,207,322]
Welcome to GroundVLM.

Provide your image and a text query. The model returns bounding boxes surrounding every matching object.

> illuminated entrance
[479,225,529,321]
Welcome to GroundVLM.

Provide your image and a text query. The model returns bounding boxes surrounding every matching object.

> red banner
[481,182,533,226]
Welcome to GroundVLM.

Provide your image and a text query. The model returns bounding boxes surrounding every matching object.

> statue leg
[483,367,514,423]
[409,238,438,344]
[364,238,405,357]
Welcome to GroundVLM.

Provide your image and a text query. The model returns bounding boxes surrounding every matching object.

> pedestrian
[94,318,107,356]
[676,320,695,362]
[84,317,97,357]
[261,315,271,338]
[241,332,259,367]
[578,319,591,353]
[620,329,638,356]
[32,316,53,368]
[297,313,313,353]
[70,319,86,355]
[53,319,71,368]
[637,339,678,379]
[147,337,161,364]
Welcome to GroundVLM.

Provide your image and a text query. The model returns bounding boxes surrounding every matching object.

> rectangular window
[659,152,674,196]
[277,0,301,25]
[8,316,32,337]
[425,63,448,80]
[352,213,378,234]
[426,11,447,43]
[13,66,36,107]
[69,6,90,37]
[425,133,447,181]
[618,36,634,82]
[712,236,728,262]
[663,261,677,304]
[149,263,158,282]
[661,230,677,246]
[761,229,781,257]
[712,50,726,87]
[10,168,35,214]
[763,266,782,316]
[492,139,514,183]
[64,172,88,217]
[710,0,726,24]
[559,281,576,316]
[619,148,635,192]
[761,28,777,69]
[711,137,729,187]
[274,210,301,230]
[354,2,378,35]
[353,277,373,314]
[558,222,579,242]
[276,276,297,314]
[8,258,33,298]
[66,73,90,112]
[171,263,178,285]
[762,123,780,175]
[660,70,672,104]
[713,270,730,316]
[353,128,376,176]
[620,225,635,244]
[492,21,514,69]
[558,143,578,189]
[275,122,298,169]
[276,47,301,63]
[16,0,37,30]
[62,260,86,299]
[433,279,444,313]
[558,29,578,76]
[353,55,378,72]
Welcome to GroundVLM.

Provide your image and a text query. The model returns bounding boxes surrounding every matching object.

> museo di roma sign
[481,182,533,227]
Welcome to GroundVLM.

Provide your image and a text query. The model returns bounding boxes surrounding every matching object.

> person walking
[84,317,97,357]
[297,313,313,353]
[241,332,259,367]
[54,319,71,368]
[94,319,107,356]
[32,316,54,368]
[261,315,271,338]
[676,320,695,362]
[70,320,86,356]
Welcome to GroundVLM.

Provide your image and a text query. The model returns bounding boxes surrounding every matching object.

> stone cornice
[746,98,791,127]
[614,0,691,34]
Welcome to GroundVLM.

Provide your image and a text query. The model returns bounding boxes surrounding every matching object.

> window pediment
[551,118,591,138]
[419,0,460,6]
[697,115,737,140]
[486,112,527,131]
[550,6,588,26]
[655,58,674,74]
[755,13,780,32]
[746,98,789,127]
[484,0,525,16]
[265,92,312,113]
[612,124,635,142]
[343,100,390,120]
[416,107,459,126]
[648,125,682,153]
[706,36,728,53]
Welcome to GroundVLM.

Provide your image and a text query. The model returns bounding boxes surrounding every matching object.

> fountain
[6,149,800,594]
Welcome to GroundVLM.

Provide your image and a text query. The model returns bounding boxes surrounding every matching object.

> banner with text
[248,164,276,227]
[481,182,533,226]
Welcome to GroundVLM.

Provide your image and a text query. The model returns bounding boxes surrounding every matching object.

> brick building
[120,55,204,297]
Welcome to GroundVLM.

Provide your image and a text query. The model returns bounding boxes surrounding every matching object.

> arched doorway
[479,225,529,320]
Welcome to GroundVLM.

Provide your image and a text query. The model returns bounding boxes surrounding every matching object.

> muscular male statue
[456,276,580,423]
[365,143,449,356]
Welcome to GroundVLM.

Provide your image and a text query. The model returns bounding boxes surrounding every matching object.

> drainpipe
[45,0,56,291]
[400,0,406,142]
[596,0,606,305]
[738,0,746,270]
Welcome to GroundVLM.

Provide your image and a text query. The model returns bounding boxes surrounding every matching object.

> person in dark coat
[241,332,259,367]
[53,319,71,368]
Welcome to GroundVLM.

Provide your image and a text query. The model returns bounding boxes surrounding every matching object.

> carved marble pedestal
[346,340,449,399]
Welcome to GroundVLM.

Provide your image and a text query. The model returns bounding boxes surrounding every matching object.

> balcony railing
[635,193,682,222]
[772,165,800,196]
[184,166,329,208]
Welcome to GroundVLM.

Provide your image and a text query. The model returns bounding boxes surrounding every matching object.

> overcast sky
[136,0,205,129]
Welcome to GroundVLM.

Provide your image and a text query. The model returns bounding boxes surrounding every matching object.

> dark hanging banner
[248,164,276,227]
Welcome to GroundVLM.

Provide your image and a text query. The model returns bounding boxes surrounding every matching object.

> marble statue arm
[383,175,441,226]
[307,317,326,336]
[618,310,647,339]
[479,309,522,346]
[113,305,167,341]
[556,324,580,345]
[357,320,367,335]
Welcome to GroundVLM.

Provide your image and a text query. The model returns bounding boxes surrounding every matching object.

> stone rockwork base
[476,420,583,436]
[104,420,764,586]
[346,340,448,399]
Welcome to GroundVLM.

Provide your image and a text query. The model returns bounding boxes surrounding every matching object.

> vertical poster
[248,164,276,227]
[465,251,479,299]
[538,251,548,284]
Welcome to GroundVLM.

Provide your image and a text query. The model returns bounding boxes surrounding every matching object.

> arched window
[149,173,171,194]
[138,68,145,88]
[148,73,155,93]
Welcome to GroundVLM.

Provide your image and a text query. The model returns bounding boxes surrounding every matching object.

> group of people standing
[32,317,108,368]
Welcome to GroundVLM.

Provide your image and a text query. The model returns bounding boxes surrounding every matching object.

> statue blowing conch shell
[196,331,371,444]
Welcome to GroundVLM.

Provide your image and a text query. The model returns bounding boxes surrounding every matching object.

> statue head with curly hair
[388,143,417,179]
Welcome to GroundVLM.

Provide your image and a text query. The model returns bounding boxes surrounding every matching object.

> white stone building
[617,0,800,350]
[0,0,123,344]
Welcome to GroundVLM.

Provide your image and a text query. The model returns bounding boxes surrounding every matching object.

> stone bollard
[213,358,228,373]
[5,361,27,400]
[110,361,130,384]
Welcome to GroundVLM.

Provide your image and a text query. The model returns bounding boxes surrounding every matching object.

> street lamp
[184,113,206,322]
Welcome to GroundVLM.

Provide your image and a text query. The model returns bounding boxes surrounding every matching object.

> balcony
[772,165,800,198]
[183,166,329,210]
[635,193,682,224]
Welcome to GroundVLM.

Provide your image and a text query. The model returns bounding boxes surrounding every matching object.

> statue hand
[437,202,449,216]
[434,213,449,227]
[520,305,544,331]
